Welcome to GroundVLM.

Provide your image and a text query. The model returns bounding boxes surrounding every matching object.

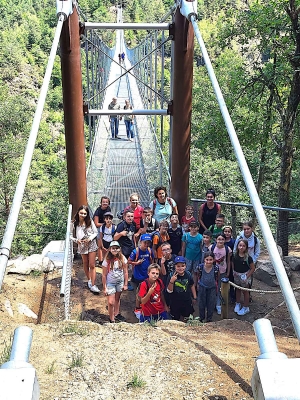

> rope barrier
[228,280,300,294]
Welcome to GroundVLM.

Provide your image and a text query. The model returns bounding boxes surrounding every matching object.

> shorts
[78,238,98,255]
[106,281,124,295]
[139,311,169,323]
[102,239,111,249]
[170,302,194,321]
[233,271,251,288]
[185,259,200,273]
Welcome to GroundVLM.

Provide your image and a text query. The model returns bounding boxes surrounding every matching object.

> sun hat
[109,241,120,248]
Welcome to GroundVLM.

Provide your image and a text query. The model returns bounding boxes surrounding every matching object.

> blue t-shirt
[182,233,203,261]
[129,248,154,281]
[149,198,176,222]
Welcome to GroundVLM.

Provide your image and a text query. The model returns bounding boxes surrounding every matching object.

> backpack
[152,231,164,250]
[211,243,229,260]
[136,278,163,308]
[134,247,154,264]
[153,197,173,212]
[101,224,116,236]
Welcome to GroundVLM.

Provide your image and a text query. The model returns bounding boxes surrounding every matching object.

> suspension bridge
[0,0,300,397]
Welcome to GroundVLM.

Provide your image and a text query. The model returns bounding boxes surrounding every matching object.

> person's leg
[88,251,97,285]
[129,121,134,139]
[107,293,116,321]
[110,118,115,138]
[206,287,216,321]
[198,286,206,321]
[236,288,241,304]
[125,120,130,138]
[115,118,119,137]
[243,289,250,307]
[185,259,192,273]
[81,254,89,280]
[114,291,122,317]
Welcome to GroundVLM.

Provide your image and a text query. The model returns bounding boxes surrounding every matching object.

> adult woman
[71,205,100,293]
[149,186,178,223]
[198,189,221,234]
[124,99,134,141]
[123,192,144,230]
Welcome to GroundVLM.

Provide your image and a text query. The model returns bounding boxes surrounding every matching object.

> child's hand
[123,284,128,291]
[148,283,156,294]
[161,256,166,264]
[122,230,127,236]
[170,272,178,283]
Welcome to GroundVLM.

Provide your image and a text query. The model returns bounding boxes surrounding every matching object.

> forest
[0,0,300,256]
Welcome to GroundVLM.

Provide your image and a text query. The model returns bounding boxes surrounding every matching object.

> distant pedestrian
[121,52,125,63]
[124,99,134,141]
[118,53,121,64]
[108,97,121,139]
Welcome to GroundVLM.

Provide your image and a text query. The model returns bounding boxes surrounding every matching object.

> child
[135,207,159,238]
[168,213,183,256]
[210,233,232,314]
[223,225,236,303]
[99,212,116,255]
[128,234,155,310]
[159,242,176,285]
[201,230,213,263]
[138,264,169,322]
[93,196,111,263]
[209,213,225,241]
[232,239,255,316]
[198,251,219,322]
[233,221,260,264]
[153,220,170,261]
[102,241,128,323]
[181,221,202,285]
[166,256,197,321]
[181,204,196,232]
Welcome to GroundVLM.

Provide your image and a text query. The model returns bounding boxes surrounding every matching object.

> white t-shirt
[102,255,127,284]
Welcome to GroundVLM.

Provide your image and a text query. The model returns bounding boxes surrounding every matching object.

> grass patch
[186,315,203,326]
[127,373,146,389]
[68,352,84,370]
[0,336,12,365]
[45,361,56,374]
[30,270,43,278]
[59,323,89,336]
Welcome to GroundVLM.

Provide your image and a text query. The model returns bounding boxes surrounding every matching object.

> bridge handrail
[0,14,66,290]
[60,204,73,320]
[189,13,300,341]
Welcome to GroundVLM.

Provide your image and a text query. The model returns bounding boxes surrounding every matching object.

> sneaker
[90,285,100,293]
[109,319,115,323]
[87,280,92,289]
[216,306,221,315]
[234,303,241,313]
[237,306,250,316]
[134,308,141,319]
[127,282,134,291]
[115,313,126,322]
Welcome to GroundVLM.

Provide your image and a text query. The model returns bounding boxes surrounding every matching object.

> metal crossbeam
[88,109,168,116]
[85,22,170,30]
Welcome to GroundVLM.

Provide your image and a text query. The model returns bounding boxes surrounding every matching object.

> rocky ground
[1,249,300,400]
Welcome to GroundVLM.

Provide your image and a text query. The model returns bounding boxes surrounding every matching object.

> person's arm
[247,260,256,278]
[181,238,186,257]
[160,256,167,276]
[253,238,260,263]
[167,272,178,293]
[140,282,156,304]
[99,231,104,250]
[102,264,108,294]
[226,249,231,277]
[87,220,98,242]
[160,290,169,312]
[93,213,102,229]
[198,204,206,231]
[123,260,128,289]
[191,284,197,300]
[152,235,159,260]
[171,199,178,215]
[114,229,127,241]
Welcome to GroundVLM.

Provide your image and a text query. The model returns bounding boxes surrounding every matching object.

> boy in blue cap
[129,233,155,313]
[166,256,197,321]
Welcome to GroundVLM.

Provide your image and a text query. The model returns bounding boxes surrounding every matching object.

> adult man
[108,97,121,139]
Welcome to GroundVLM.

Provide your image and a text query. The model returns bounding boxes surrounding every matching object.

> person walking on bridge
[108,97,121,139]
[124,99,134,141]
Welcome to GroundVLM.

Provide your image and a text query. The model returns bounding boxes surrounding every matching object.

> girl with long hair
[71,205,100,293]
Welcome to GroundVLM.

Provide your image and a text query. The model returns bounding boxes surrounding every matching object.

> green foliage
[186,315,203,326]
[45,360,56,374]
[0,336,12,365]
[68,352,84,370]
[127,373,146,389]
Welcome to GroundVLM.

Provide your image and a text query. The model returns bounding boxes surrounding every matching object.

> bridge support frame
[171,9,194,216]
[60,6,87,211]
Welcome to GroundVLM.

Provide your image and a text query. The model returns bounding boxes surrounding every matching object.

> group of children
[89,195,260,323]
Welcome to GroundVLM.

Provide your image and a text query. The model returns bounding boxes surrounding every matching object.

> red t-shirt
[139,278,165,317]
[124,205,144,230]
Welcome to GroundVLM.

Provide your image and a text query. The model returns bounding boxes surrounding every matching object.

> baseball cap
[109,241,120,248]
[189,221,198,227]
[140,234,152,242]
[104,212,114,218]
[174,256,186,264]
